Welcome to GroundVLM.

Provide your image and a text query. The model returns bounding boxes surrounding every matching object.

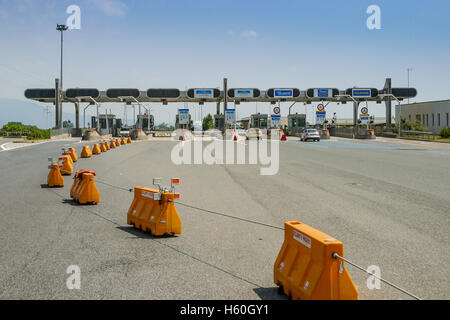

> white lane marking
[0,141,47,152]
[0,138,76,152]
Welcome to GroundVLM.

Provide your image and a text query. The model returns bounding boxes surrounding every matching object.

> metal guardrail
[400,130,436,141]
[50,128,70,137]
[0,131,27,138]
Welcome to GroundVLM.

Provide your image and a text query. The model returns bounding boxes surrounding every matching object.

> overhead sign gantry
[24,86,417,104]
[24,79,418,132]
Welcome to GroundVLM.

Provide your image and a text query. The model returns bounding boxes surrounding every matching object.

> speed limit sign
[317,104,325,111]
[361,107,368,114]
[273,106,280,114]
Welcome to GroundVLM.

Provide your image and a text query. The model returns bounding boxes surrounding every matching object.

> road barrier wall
[127,187,182,236]
[274,221,358,300]
[71,172,100,205]
[59,155,73,175]
[47,163,64,187]
[81,146,92,158]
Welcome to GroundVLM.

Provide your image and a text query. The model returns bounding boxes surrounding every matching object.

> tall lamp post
[56,24,68,129]
[407,68,413,104]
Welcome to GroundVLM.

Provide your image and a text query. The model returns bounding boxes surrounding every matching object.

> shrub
[27,129,50,140]
[440,126,450,138]
[401,120,426,132]
[2,123,50,139]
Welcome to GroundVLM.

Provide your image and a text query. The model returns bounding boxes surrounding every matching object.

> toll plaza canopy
[24,86,417,104]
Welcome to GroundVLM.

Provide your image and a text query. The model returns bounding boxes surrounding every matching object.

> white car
[300,129,321,142]
[246,128,263,140]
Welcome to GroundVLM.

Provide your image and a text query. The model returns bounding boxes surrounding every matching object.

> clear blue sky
[1,0,449,125]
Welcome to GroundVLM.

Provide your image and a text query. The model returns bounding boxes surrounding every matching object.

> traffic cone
[233,135,238,141]
[127,136,132,144]
[110,140,116,148]
[281,134,287,141]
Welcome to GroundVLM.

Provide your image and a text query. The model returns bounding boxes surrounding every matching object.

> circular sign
[273,106,280,115]
[361,107,368,114]
[317,104,325,111]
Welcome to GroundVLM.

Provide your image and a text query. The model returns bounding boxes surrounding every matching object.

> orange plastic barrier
[105,141,110,150]
[81,145,92,158]
[70,170,96,198]
[62,151,74,166]
[274,221,358,300]
[63,148,77,163]
[115,138,121,146]
[68,147,78,162]
[121,137,127,145]
[127,136,132,143]
[110,140,116,148]
[100,142,107,152]
[127,187,182,236]
[92,143,101,155]
[47,162,64,187]
[58,155,73,175]
[71,172,100,204]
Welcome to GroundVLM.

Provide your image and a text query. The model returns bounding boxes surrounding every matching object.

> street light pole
[381,93,401,137]
[407,68,413,104]
[79,97,100,130]
[56,24,68,129]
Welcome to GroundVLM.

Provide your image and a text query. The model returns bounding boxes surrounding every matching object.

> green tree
[202,113,214,131]
[155,122,169,130]
[63,120,73,128]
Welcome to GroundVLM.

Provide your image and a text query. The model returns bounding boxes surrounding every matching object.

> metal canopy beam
[24,86,418,104]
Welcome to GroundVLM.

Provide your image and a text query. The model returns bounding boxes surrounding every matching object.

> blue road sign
[317,89,329,97]
[194,89,214,98]
[352,89,372,98]
[274,89,293,98]
[235,89,252,98]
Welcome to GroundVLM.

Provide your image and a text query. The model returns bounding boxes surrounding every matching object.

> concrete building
[396,100,450,133]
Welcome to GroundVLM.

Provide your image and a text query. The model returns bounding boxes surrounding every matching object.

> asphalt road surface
[0,136,449,299]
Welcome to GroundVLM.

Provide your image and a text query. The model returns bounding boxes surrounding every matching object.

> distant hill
[0,98,75,129]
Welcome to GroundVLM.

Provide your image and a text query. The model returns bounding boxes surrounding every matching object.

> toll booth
[239,117,250,130]
[214,114,225,132]
[175,114,192,130]
[136,113,154,132]
[91,114,122,136]
[250,113,268,129]
[287,113,306,136]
